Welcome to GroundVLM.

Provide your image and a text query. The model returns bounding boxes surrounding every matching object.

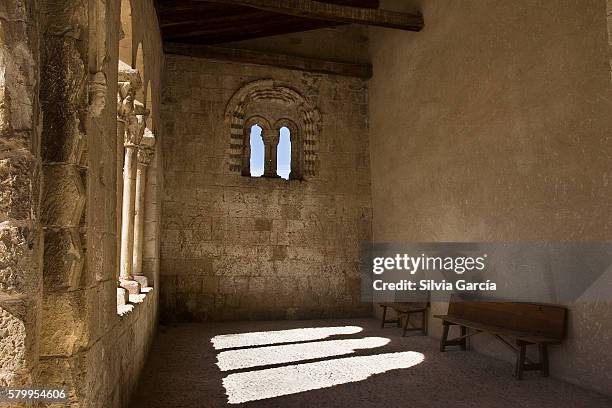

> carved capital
[117,61,143,122]
[262,132,280,145]
[125,101,149,147]
[88,71,107,118]
[137,128,156,166]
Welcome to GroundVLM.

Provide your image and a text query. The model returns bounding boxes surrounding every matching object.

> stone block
[119,280,141,295]
[0,299,38,387]
[218,276,236,294]
[271,245,288,261]
[41,291,90,357]
[177,274,201,294]
[133,275,149,288]
[43,228,83,291]
[117,288,129,307]
[254,218,273,232]
[202,276,218,293]
[281,204,301,220]
[40,36,86,164]
[0,153,38,222]
[0,225,40,296]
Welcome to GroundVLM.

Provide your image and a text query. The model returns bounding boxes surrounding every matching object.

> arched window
[249,124,265,177]
[277,127,291,180]
[226,80,320,180]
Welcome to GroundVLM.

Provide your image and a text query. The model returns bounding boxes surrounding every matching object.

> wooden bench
[434,295,567,379]
[379,302,428,336]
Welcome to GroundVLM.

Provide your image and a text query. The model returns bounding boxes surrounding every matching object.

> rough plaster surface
[132,318,612,407]
[161,57,372,321]
[369,0,612,397]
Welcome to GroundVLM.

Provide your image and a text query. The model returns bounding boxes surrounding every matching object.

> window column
[117,66,147,294]
[132,130,155,287]
[263,129,279,178]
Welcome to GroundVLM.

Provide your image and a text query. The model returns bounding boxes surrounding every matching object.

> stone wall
[0,0,43,392]
[161,57,372,321]
[36,0,163,406]
[369,0,612,396]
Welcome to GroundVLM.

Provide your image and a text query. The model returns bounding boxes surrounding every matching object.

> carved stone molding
[137,128,156,166]
[117,61,143,123]
[88,71,107,118]
[125,101,149,147]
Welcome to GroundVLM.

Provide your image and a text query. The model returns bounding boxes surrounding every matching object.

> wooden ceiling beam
[195,0,423,31]
[164,42,373,78]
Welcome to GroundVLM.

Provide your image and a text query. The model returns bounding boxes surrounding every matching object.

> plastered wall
[369,0,612,396]
[160,57,372,321]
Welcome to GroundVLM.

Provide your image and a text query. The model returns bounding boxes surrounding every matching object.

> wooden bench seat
[434,315,562,345]
[434,295,567,379]
[379,302,428,336]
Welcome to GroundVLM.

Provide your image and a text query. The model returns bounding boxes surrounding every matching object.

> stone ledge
[117,285,155,317]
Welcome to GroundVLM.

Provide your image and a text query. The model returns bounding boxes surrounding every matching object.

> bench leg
[380,305,387,328]
[460,325,468,350]
[440,322,450,352]
[421,310,427,336]
[539,344,549,377]
[401,310,427,337]
[514,341,550,379]
[381,305,400,328]
[515,341,527,380]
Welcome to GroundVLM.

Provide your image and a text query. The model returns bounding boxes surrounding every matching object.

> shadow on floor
[130,318,612,408]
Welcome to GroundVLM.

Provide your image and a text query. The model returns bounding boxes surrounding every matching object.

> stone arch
[134,43,145,103]
[145,80,153,129]
[225,79,321,178]
[119,0,132,66]
[242,116,271,177]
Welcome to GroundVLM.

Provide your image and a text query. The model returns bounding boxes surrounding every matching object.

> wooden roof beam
[164,42,373,78]
[196,0,423,31]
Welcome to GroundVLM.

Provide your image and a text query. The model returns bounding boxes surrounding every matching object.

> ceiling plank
[195,0,423,31]
[164,42,373,78]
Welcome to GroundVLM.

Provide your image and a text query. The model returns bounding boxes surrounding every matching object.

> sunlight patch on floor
[217,337,391,371]
[211,326,363,350]
[223,351,425,404]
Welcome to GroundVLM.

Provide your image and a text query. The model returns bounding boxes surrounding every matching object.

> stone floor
[131,318,612,408]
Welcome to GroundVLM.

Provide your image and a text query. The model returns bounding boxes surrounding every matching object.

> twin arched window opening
[243,119,300,180]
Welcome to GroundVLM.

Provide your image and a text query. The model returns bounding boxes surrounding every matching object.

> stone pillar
[0,0,42,387]
[263,129,280,178]
[117,63,145,294]
[132,129,155,287]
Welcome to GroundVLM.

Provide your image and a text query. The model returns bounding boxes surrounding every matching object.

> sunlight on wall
[223,351,425,404]
[216,337,391,371]
[211,326,363,350]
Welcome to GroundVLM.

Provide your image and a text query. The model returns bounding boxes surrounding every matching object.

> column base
[119,279,141,295]
[133,275,149,288]
[117,287,129,306]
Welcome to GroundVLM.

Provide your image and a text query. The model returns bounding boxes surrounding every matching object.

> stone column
[132,129,155,287]
[117,64,145,294]
[263,129,280,178]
